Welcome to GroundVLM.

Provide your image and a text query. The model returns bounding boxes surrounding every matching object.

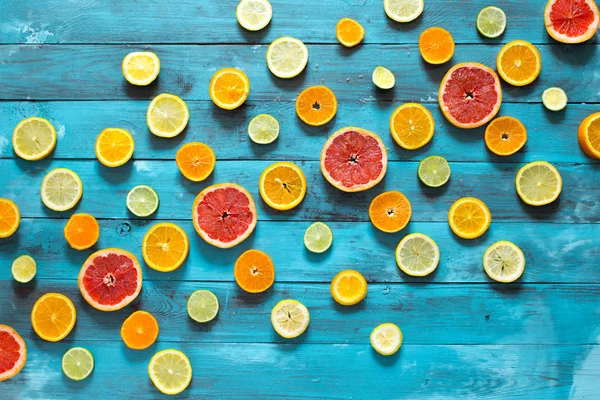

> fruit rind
[483,240,526,283]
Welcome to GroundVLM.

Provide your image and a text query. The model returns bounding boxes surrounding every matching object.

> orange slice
[95,128,135,168]
[485,116,528,156]
[448,197,492,239]
[175,142,216,182]
[31,293,76,342]
[330,270,368,306]
[0,199,20,239]
[390,103,435,150]
[369,191,412,233]
[259,162,307,211]
[496,40,542,86]
[234,249,275,293]
[296,86,337,126]
[336,18,365,47]
[209,68,250,110]
[578,112,600,159]
[64,213,100,250]
[120,310,159,350]
[142,223,189,272]
[419,27,455,65]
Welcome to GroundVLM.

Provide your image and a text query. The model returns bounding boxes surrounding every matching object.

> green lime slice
[542,87,568,111]
[477,6,506,38]
[372,66,395,89]
[127,185,159,217]
[187,290,219,323]
[248,114,279,144]
[11,255,36,283]
[418,156,451,187]
[62,347,94,381]
[483,241,525,283]
[304,222,333,253]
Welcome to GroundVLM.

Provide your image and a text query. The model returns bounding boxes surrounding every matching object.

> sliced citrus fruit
[369,191,411,233]
[127,185,159,217]
[384,0,424,22]
[336,18,365,47]
[496,40,541,87]
[95,128,135,168]
[296,86,337,126]
[121,310,160,350]
[11,255,36,283]
[40,168,83,212]
[175,142,215,182]
[418,156,451,188]
[259,162,306,211]
[515,161,562,206]
[390,103,434,150]
[542,87,568,111]
[372,66,395,89]
[266,37,308,79]
[122,51,160,86]
[396,233,440,276]
[147,93,189,138]
[142,222,189,272]
[209,68,250,110]
[477,6,507,38]
[304,222,333,253]
[484,116,528,156]
[419,27,455,65]
[79,249,143,311]
[248,114,279,144]
[271,299,310,338]
[483,241,526,283]
[148,349,192,395]
[0,198,20,239]
[62,347,94,381]
[448,197,491,239]
[578,112,600,159]
[0,325,26,382]
[31,293,76,342]
[234,249,275,293]
[187,290,219,323]
[370,323,402,356]
[545,0,599,43]
[12,117,56,161]
[330,270,368,306]
[236,0,272,31]
[64,213,100,250]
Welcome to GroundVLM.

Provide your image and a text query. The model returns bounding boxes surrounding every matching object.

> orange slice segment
[419,27,455,65]
[578,112,600,159]
[142,223,189,272]
[330,270,368,306]
[31,293,77,342]
[296,86,338,126]
[496,40,542,86]
[485,116,528,156]
[259,162,307,211]
[175,142,216,182]
[95,128,135,168]
[209,68,250,110]
[448,197,492,239]
[369,191,412,233]
[390,103,435,150]
[0,199,20,239]
[120,310,159,350]
[234,249,275,293]
[64,213,100,250]
[336,18,365,47]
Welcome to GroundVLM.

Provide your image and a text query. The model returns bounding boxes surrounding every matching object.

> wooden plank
[1,44,598,102]
[1,219,598,284]
[2,101,599,164]
[3,280,598,345]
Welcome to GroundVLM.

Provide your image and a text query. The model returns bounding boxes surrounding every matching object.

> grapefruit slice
[545,0,599,44]
[78,249,142,312]
[0,325,26,382]
[320,127,388,192]
[192,183,258,248]
[439,62,502,129]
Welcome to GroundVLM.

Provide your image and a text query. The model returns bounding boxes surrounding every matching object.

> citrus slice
[147,93,189,138]
[11,255,36,283]
[95,128,135,168]
[370,323,402,356]
[187,290,219,323]
[369,191,412,233]
[64,213,100,250]
[419,27,455,64]
[40,168,83,212]
[448,197,491,239]
[209,68,250,110]
[0,325,26,382]
[304,222,333,253]
[418,156,451,188]
[271,299,310,338]
[175,142,215,182]
[372,66,395,89]
[483,241,526,283]
[477,6,507,38]
[12,117,57,161]
[545,0,599,43]
[395,233,440,276]
[127,185,159,217]
[330,270,368,306]
[578,112,600,159]
[62,347,94,381]
[515,161,562,206]
[122,52,160,86]
[296,86,337,126]
[259,162,307,211]
[234,249,275,293]
[384,0,424,22]
[496,40,542,87]
[121,310,160,350]
[336,18,365,47]
[148,349,192,395]
[248,114,279,144]
[31,293,76,342]
[0,198,20,239]
[484,116,528,156]
[236,0,272,31]
[542,87,568,111]
[142,222,189,272]
[390,103,434,150]
[266,37,308,79]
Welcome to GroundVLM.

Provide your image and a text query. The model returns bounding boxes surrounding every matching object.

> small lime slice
[236,0,273,31]
[62,347,94,381]
[11,255,36,283]
[396,233,440,276]
[187,290,219,323]
[384,0,424,23]
[271,299,310,338]
[477,6,507,38]
[418,156,451,188]
[483,241,525,283]
[542,87,568,111]
[248,114,279,144]
[370,323,403,356]
[304,222,333,253]
[127,185,159,217]
[40,168,83,212]
[372,66,395,89]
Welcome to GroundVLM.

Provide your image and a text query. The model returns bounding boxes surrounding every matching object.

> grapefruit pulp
[0,325,26,382]
[545,0,599,43]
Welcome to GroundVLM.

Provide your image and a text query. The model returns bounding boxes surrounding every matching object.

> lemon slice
[396,233,440,276]
[95,128,135,168]
[477,6,506,38]
[266,37,308,79]
[384,0,424,23]
[248,114,279,144]
[147,94,189,138]
[236,0,272,31]
[62,347,94,381]
[127,185,159,217]
[41,168,83,212]
[187,290,219,323]
[122,52,160,86]
[372,66,395,89]
[11,255,36,283]
[515,161,562,206]
[542,87,568,111]
[483,241,525,283]
[271,299,310,338]
[370,323,402,356]
[148,349,192,395]
[12,117,57,161]
[304,222,333,253]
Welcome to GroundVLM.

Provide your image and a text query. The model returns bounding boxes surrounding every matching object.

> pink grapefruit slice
[545,0,599,43]
[0,325,26,382]
[78,248,143,312]
[320,127,388,192]
[192,183,258,248]
[439,62,502,129]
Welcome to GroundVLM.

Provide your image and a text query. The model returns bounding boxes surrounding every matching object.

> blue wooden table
[1,0,599,398]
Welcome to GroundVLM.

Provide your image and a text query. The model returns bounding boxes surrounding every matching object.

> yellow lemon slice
[147,94,189,138]
[122,52,160,86]
[12,117,57,161]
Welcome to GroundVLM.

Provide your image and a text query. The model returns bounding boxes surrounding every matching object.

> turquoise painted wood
[1,0,599,399]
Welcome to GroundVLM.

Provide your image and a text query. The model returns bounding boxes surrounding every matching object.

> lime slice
[384,0,424,23]
[266,37,308,79]
[248,114,279,144]
[271,299,310,338]
[370,323,402,356]
[477,6,507,38]
[62,347,94,381]
[236,0,272,31]
[187,290,219,323]
[122,52,160,86]
[12,117,57,161]
[304,222,333,253]
[148,349,192,395]
[515,161,562,206]
[542,87,568,111]
[11,255,36,283]
[395,233,440,276]
[418,156,451,187]
[372,66,395,89]
[127,185,159,217]
[41,168,83,212]
[483,241,525,283]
